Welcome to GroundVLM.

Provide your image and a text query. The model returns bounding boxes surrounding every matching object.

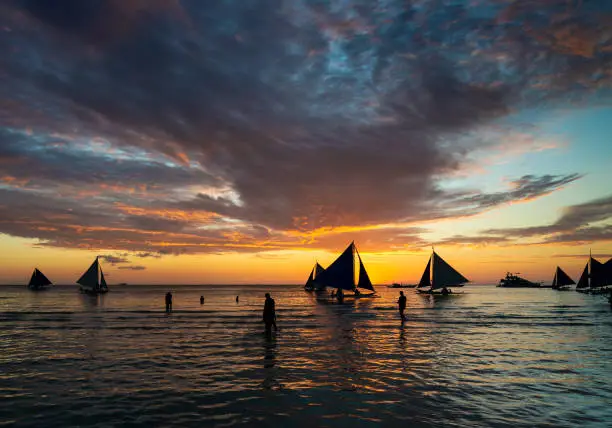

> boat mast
[430,246,435,289]
[351,241,356,288]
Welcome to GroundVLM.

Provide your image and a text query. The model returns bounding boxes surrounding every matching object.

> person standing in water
[398,291,407,321]
[200,295,204,305]
[262,293,277,334]
[165,291,173,313]
[236,295,239,303]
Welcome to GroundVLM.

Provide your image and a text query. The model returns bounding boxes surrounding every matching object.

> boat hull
[79,286,109,295]
[27,285,52,291]
[417,289,462,295]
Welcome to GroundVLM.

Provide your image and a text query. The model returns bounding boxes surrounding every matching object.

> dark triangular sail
[314,242,355,290]
[304,266,316,288]
[590,257,606,287]
[417,258,431,288]
[315,263,325,278]
[29,268,52,287]
[356,254,375,291]
[551,270,558,289]
[605,259,612,286]
[77,258,100,288]
[554,267,575,287]
[576,263,589,289]
[431,251,469,289]
[28,269,37,287]
[100,269,107,290]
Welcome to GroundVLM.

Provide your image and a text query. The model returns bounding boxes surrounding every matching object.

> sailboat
[416,250,469,294]
[27,268,53,290]
[551,266,575,291]
[304,262,326,292]
[313,241,376,297]
[77,257,109,294]
[575,255,612,294]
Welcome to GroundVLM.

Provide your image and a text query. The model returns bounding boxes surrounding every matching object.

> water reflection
[261,333,280,390]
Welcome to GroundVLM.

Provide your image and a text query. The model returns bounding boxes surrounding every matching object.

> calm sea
[1,285,611,427]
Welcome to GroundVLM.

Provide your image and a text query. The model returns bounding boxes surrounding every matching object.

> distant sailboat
[27,268,52,290]
[313,241,376,297]
[551,266,575,291]
[77,257,109,294]
[304,262,326,292]
[416,250,469,294]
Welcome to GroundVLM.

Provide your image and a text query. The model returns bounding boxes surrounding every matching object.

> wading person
[165,291,173,313]
[262,293,277,334]
[398,291,407,321]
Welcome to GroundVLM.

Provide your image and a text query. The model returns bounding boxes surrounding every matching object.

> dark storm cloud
[0,0,609,252]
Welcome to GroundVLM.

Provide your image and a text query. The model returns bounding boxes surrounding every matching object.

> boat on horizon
[497,272,542,288]
[304,262,326,292]
[551,266,575,291]
[388,283,417,288]
[313,241,376,298]
[77,257,109,295]
[416,250,469,295]
[27,268,53,291]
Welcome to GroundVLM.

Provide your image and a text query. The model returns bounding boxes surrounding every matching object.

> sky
[1,0,612,285]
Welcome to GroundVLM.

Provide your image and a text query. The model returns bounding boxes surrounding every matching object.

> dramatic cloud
[99,254,129,265]
[0,0,610,253]
[117,265,147,271]
[441,194,612,246]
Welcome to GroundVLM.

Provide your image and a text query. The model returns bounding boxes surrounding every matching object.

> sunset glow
[1,1,612,285]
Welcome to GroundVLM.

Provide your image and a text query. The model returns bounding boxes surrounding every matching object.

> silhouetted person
[337,288,344,303]
[398,291,407,321]
[236,295,239,303]
[263,293,277,334]
[354,288,361,296]
[200,295,204,305]
[165,291,173,312]
[441,287,450,295]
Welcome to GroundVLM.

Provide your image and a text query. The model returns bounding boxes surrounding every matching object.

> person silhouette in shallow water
[236,295,239,303]
[398,291,407,321]
[263,293,277,334]
[165,291,173,312]
[200,295,204,305]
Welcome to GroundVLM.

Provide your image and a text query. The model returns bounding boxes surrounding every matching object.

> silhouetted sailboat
[576,255,612,293]
[77,257,109,294]
[551,266,575,291]
[417,250,469,294]
[314,241,376,297]
[27,268,52,290]
[304,262,326,292]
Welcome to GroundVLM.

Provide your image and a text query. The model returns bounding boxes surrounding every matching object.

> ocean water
[1,285,612,428]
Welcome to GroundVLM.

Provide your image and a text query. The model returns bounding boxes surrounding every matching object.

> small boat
[416,250,469,295]
[388,283,417,288]
[551,266,575,291]
[27,268,53,291]
[304,262,326,292]
[497,272,542,288]
[314,241,376,298]
[77,257,109,294]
